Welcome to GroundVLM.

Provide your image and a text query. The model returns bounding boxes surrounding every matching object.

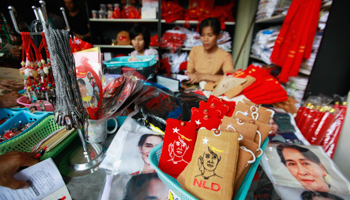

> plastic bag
[133,87,180,132]
[176,92,208,121]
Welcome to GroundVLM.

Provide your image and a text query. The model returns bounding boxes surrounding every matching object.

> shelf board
[250,54,264,62]
[94,45,134,48]
[161,19,235,25]
[256,14,285,23]
[299,68,311,75]
[89,18,158,22]
[321,1,332,8]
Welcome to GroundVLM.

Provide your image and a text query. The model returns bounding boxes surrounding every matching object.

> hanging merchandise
[158,119,197,178]
[46,27,88,130]
[270,0,322,83]
[19,32,56,105]
[178,129,240,200]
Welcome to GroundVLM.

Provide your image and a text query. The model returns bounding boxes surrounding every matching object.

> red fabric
[150,34,159,47]
[270,0,321,83]
[161,1,184,23]
[159,57,171,77]
[179,61,188,71]
[190,107,222,130]
[208,95,236,117]
[121,5,141,19]
[69,37,93,52]
[158,119,197,178]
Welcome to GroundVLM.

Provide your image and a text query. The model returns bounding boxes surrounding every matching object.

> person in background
[0,80,23,108]
[186,17,234,84]
[129,24,158,60]
[0,1,29,68]
[64,0,90,41]
[0,151,39,189]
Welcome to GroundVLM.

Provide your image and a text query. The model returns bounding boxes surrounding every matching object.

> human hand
[0,151,39,189]
[9,46,22,59]
[0,91,22,108]
[0,80,23,91]
[187,73,203,84]
[73,32,83,39]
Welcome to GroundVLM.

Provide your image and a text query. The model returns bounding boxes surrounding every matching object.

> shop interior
[1,0,350,199]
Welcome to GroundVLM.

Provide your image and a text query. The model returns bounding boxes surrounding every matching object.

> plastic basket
[0,110,50,142]
[150,138,269,200]
[0,108,29,120]
[104,55,157,68]
[17,96,54,111]
[0,114,78,160]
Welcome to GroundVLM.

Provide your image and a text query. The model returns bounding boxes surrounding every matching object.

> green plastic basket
[150,138,269,200]
[0,115,77,160]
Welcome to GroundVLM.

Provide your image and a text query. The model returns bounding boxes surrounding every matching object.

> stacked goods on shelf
[251,26,281,64]
[256,0,292,20]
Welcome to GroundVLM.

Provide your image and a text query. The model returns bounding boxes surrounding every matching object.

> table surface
[54,132,116,200]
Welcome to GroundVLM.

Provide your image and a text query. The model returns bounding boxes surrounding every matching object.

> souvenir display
[180,129,240,200]
[100,112,163,175]
[19,32,55,104]
[158,119,197,178]
[3,1,350,200]
[261,144,350,200]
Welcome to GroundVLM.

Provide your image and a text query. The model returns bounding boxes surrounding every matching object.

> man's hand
[9,45,22,59]
[0,92,22,108]
[0,80,23,91]
[0,151,39,189]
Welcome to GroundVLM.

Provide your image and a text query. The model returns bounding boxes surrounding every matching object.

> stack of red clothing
[233,65,288,104]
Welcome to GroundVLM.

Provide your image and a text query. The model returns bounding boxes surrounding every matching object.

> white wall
[333,90,350,180]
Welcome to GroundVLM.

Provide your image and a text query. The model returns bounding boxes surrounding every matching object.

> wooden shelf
[90,18,158,22]
[250,54,264,62]
[94,45,134,48]
[299,67,311,75]
[161,20,235,25]
[256,14,286,23]
[321,1,332,8]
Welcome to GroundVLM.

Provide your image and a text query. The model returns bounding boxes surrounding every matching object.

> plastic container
[0,111,50,145]
[104,55,156,69]
[17,96,54,111]
[149,138,269,200]
[0,115,77,160]
[0,108,29,120]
